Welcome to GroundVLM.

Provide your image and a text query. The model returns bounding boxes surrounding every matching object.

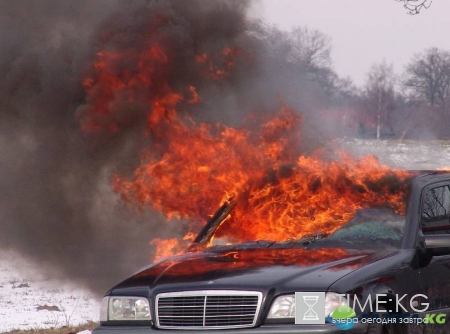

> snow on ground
[339,139,450,170]
[0,250,100,332]
[1,140,450,332]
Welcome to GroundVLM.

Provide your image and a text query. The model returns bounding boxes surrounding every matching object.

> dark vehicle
[93,172,450,333]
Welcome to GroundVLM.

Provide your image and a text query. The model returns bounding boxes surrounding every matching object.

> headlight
[267,292,349,319]
[100,296,151,321]
[267,295,295,318]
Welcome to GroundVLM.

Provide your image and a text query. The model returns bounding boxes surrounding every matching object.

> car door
[417,181,450,327]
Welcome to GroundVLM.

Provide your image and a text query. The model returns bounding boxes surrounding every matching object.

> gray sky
[253,0,450,86]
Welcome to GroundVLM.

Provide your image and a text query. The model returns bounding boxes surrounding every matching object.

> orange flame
[81,41,413,262]
[195,47,242,80]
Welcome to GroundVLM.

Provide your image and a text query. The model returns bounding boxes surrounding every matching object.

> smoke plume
[0,0,331,295]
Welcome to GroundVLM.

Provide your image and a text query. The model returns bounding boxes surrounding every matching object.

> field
[338,139,450,170]
[3,321,97,334]
[0,250,99,333]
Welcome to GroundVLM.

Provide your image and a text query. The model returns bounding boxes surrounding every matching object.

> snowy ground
[0,250,100,332]
[339,139,450,170]
[2,139,450,332]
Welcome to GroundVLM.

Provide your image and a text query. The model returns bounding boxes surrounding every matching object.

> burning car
[93,170,450,333]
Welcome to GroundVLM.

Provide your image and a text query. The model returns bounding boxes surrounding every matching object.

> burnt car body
[93,171,450,333]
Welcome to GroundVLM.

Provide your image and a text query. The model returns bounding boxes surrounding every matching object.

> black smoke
[0,0,333,295]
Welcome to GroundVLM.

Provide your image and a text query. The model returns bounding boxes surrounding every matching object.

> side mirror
[424,235,450,256]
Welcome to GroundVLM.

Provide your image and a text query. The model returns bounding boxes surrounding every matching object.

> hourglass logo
[295,292,325,324]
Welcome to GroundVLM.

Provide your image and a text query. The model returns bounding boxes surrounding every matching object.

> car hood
[112,246,398,294]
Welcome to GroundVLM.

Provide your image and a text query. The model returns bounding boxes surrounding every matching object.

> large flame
[81,39,413,261]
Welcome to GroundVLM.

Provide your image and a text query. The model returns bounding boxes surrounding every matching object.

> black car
[93,171,450,333]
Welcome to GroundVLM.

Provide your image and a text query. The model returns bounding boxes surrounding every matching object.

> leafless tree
[363,61,397,140]
[252,23,338,97]
[287,26,332,70]
[286,26,338,95]
[403,48,450,109]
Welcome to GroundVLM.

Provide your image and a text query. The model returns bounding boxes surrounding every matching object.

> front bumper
[92,322,368,333]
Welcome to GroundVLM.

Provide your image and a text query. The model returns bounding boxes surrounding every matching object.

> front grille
[156,290,263,330]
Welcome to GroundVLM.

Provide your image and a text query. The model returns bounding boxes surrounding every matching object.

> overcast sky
[253,0,450,87]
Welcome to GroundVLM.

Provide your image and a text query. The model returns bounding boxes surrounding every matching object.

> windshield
[202,208,406,250]
[194,178,412,250]
[315,208,405,248]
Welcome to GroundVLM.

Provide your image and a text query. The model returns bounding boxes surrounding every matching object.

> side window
[422,185,450,235]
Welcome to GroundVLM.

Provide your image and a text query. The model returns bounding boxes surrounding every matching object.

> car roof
[410,170,450,182]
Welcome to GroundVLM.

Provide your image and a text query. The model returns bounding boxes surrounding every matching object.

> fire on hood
[79,9,412,262]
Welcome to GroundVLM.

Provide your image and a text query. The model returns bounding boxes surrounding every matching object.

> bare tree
[252,23,338,97]
[287,27,337,94]
[287,27,332,70]
[363,61,397,140]
[403,47,450,109]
